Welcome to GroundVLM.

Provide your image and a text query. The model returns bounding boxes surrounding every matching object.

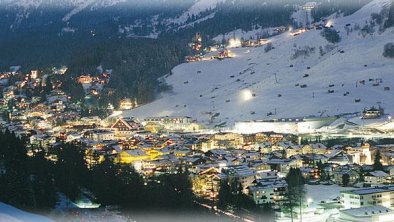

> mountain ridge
[123,0,394,128]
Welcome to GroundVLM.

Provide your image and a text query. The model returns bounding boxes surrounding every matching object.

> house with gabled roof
[111,117,144,138]
[364,171,390,185]
[192,167,222,198]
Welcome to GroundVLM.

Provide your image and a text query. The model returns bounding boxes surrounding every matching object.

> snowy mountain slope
[212,26,286,43]
[0,202,52,222]
[167,0,225,25]
[0,0,129,24]
[124,0,394,127]
[0,0,226,39]
[62,0,96,22]
[0,0,220,26]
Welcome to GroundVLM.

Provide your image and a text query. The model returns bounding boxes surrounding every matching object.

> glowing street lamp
[240,89,253,102]
[228,38,241,48]
[307,198,313,206]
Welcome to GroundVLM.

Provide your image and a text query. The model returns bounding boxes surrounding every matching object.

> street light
[307,198,313,207]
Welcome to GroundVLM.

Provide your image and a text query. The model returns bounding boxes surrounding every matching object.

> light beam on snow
[228,38,241,48]
[326,19,334,27]
[240,89,253,102]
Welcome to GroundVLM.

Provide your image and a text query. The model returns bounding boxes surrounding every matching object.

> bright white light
[240,89,253,102]
[219,162,227,170]
[307,198,313,204]
[325,19,334,27]
[228,38,241,48]
[133,161,143,171]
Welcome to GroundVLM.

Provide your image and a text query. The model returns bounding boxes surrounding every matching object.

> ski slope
[0,202,52,222]
[125,0,394,128]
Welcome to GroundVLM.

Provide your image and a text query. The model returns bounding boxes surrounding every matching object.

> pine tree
[29,148,57,210]
[53,143,89,201]
[285,168,306,221]
[385,2,394,28]
[218,178,232,208]
[373,150,384,171]
[90,158,124,205]
[0,130,34,209]
[342,173,350,187]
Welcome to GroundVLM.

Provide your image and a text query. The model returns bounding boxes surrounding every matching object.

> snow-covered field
[0,202,52,222]
[167,0,225,25]
[276,185,354,222]
[305,184,353,208]
[125,0,394,130]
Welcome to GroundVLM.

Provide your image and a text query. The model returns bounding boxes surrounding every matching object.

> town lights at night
[228,38,242,48]
[2,1,394,222]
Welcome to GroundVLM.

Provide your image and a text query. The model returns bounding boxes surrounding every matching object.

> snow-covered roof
[340,205,392,217]
[367,170,388,177]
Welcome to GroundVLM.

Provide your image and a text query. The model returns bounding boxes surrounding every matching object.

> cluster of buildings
[185,32,271,63]
[77,71,111,97]
[2,67,394,221]
[0,68,81,140]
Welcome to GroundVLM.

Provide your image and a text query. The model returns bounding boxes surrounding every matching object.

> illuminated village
[1,0,394,221]
[1,59,394,222]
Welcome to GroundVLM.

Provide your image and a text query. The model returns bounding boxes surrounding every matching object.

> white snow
[62,0,95,22]
[124,0,394,130]
[176,12,217,30]
[291,5,314,27]
[305,184,353,208]
[212,26,286,43]
[168,0,225,25]
[1,0,128,23]
[0,202,52,222]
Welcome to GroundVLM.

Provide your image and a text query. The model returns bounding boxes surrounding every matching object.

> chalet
[119,98,134,110]
[206,149,231,159]
[142,159,175,174]
[249,160,271,172]
[364,171,390,185]
[200,133,245,151]
[145,116,193,125]
[248,178,287,205]
[116,149,150,164]
[333,165,360,186]
[328,150,351,165]
[144,116,199,132]
[111,117,144,138]
[173,148,192,157]
[192,167,222,198]
[77,75,93,84]
[303,2,317,10]
[255,133,284,143]
[362,107,383,119]
[221,165,256,193]
[285,144,302,158]
[266,158,302,175]
[83,129,115,142]
[302,143,327,155]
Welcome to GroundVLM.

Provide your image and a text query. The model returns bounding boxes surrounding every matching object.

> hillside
[124,0,394,128]
[0,202,52,222]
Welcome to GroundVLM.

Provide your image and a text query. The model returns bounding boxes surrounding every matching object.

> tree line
[0,131,196,214]
[1,130,308,220]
